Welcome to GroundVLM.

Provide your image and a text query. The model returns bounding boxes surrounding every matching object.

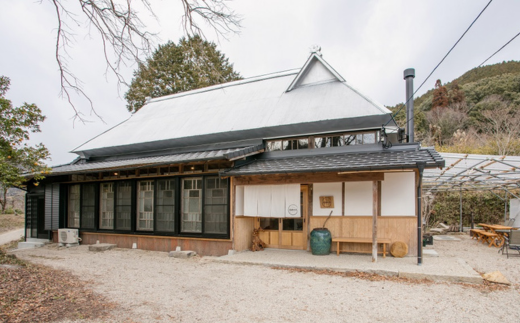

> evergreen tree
[125,36,241,113]
[449,80,465,105]
[0,76,50,213]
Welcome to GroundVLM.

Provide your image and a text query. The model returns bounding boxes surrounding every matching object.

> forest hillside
[388,60,520,155]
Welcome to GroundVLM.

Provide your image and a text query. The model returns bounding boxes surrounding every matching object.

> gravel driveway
[13,234,520,323]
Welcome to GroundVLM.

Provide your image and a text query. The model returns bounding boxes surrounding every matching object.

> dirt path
[0,228,23,246]
[13,235,520,323]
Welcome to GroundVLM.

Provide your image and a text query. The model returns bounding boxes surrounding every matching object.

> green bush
[14,209,23,215]
[428,190,513,227]
[4,208,14,214]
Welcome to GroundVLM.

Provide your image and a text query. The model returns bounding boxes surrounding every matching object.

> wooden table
[478,223,518,248]
[332,237,392,258]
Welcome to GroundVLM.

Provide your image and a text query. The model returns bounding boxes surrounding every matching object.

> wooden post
[372,181,380,262]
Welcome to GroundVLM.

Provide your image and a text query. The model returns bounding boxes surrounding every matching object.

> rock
[482,271,511,285]
[430,228,447,234]
[169,250,197,259]
[88,243,116,252]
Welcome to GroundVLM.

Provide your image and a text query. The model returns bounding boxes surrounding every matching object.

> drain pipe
[404,69,415,143]
[417,161,426,266]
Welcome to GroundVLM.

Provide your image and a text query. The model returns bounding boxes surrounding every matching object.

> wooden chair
[504,230,520,258]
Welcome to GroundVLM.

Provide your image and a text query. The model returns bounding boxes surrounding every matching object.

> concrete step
[26,238,51,243]
[17,241,45,249]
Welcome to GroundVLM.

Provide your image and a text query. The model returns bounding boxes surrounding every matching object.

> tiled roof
[223,148,444,176]
[47,146,261,176]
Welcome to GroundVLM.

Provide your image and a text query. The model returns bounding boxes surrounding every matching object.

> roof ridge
[148,69,300,104]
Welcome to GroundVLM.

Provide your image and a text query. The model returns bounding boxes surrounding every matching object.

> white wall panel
[312,183,342,216]
[344,182,373,216]
[235,185,244,216]
[381,172,415,216]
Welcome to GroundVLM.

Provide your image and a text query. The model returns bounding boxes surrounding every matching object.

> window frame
[64,175,230,239]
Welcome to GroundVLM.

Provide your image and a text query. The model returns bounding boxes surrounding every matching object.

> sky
[1,0,520,166]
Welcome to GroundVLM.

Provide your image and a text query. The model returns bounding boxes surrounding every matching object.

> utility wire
[385,0,493,127]
[479,30,520,67]
[404,28,520,126]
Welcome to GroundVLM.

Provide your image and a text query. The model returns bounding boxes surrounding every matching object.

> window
[64,175,229,238]
[100,183,114,229]
[116,181,132,231]
[156,179,176,232]
[137,181,154,231]
[204,177,228,234]
[266,131,380,151]
[81,183,96,229]
[68,185,80,228]
[181,178,203,233]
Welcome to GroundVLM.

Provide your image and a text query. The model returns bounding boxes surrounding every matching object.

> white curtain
[242,184,300,218]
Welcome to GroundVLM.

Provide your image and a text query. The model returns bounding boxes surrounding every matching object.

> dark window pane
[99,182,114,230]
[282,218,303,231]
[116,181,132,231]
[204,177,228,234]
[68,185,80,228]
[81,183,96,229]
[260,218,279,230]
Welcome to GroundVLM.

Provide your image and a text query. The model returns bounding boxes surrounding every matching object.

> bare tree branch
[48,0,241,122]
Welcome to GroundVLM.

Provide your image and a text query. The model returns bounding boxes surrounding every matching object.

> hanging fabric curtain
[242,184,300,218]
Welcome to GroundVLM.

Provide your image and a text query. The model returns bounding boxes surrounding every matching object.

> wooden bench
[470,229,499,247]
[332,237,392,258]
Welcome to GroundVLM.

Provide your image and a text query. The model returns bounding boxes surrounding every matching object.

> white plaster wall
[344,181,373,216]
[312,182,343,216]
[381,172,415,216]
[235,185,244,216]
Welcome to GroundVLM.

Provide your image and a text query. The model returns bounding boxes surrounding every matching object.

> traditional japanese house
[24,52,444,259]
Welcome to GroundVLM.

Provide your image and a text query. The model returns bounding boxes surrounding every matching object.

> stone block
[88,243,116,252]
[169,250,197,259]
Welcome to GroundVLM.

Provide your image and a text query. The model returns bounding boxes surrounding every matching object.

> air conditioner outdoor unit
[58,228,79,245]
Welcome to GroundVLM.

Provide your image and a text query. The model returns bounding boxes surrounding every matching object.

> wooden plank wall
[310,216,417,256]
[81,233,232,256]
[234,217,255,251]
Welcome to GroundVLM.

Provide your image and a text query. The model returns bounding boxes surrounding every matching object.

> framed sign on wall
[319,196,334,208]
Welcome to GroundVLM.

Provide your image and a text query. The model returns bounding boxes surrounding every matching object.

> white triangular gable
[286,53,345,92]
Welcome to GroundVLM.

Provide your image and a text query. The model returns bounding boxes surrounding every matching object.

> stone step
[17,241,45,249]
[88,243,116,252]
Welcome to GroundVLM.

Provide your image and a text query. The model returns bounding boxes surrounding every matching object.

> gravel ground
[12,233,520,323]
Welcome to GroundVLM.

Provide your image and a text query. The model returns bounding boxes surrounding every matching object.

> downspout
[416,161,426,266]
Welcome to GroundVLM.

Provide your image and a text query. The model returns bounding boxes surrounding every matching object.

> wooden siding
[79,232,232,256]
[234,217,255,251]
[310,216,418,256]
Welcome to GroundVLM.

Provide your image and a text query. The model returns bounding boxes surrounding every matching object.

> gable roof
[73,53,393,159]
[286,52,345,91]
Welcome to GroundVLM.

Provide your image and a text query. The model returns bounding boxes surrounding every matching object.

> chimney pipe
[404,68,415,143]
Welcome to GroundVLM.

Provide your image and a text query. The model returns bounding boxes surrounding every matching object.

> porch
[213,247,483,284]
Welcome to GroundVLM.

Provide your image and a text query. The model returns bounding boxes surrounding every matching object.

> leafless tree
[425,102,469,146]
[478,95,520,156]
[48,0,241,122]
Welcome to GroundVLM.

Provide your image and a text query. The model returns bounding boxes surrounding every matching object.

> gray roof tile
[223,148,444,176]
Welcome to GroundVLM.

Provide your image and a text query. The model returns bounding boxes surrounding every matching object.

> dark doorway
[26,194,48,239]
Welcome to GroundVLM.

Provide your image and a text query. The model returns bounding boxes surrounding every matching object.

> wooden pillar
[372,180,381,262]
